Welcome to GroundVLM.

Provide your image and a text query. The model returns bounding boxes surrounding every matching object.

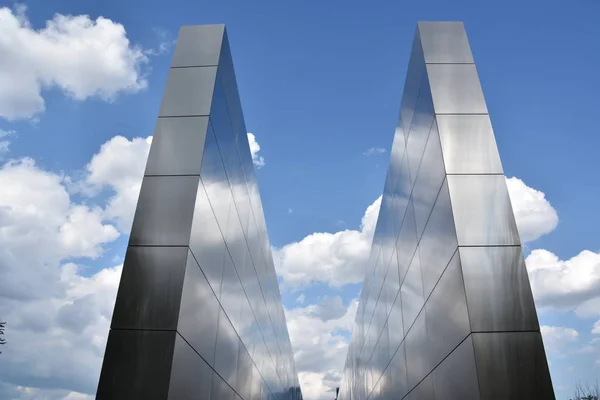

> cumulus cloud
[247,132,265,168]
[84,135,152,232]
[362,147,386,156]
[0,155,123,396]
[0,5,149,120]
[275,196,380,290]
[285,298,358,400]
[526,249,600,311]
[540,325,579,353]
[505,177,558,243]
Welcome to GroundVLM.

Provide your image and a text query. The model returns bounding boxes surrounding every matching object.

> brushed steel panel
[392,152,411,240]
[406,75,434,189]
[236,344,253,400]
[387,290,404,358]
[436,115,503,174]
[111,246,188,330]
[189,182,226,298]
[400,31,426,134]
[159,66,218,117]
[412,119,445,238]
[384,248,401,319]
[211,373,236,400]
[129,176,199,245]
[201,122,233,236]
[432,336,480,400]
[145,117,209,176]
[389,342,408,399]
[472,332,555,399]
[177,250,220,366]
[171,24,225,67]
[447,175,521,246]
[460,246,539,332]
[401,250,425,335]
[97,330,176,399]
[426,64,488,114]
[211,78,244,186]
[167,333,213,399]
[220,251,244,332]
[417,21,474,64]
[405,310,430,390]
[396,199,418,283]
[418,179,458,298]
[425,250,470,367]
[218,34,247,145]
[389,122,407,192]
[405,374,434,400]
[214,308,240,389]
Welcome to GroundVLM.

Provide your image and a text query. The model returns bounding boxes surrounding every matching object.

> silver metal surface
[405,310,430,391]
[405,374,434,400]
[417,21,474,64]
[400,251,425,335]
[425,251,470,367]
[436,115,503,174]
[96,330,177,399]
[178,250,220,364]
[426,63,488,114]
[432,336,481,399]
[472,332,555,399]
[338,21,553,400]
[412,119,445,238]
[167,333,214,398]
[159,66,218,117]
[405,76,434,189]
[400,32,426,134]
[145,117,209,176]
[447,174,521,246]
[98,24,302,400]
[459,246,539,332]
[418,178,458,298]
[129,176,199,246]
[111,246,188,331]
[171,25,225,67]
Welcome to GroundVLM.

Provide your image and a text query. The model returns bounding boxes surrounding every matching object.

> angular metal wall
[97,25,302,400]
[338,22,555,400]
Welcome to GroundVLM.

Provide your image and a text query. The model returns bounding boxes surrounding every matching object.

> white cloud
[275,196,380,290]
[276,176,557,291]
[247,132,265,168]
[285,298,358,400]
[0,155,123,396]
[526,249,600,311]
[0,5,149,120]
[362,147,386,156]
[540,325,579,353]
[505,177,558,243]
[593,320,600,335]
[296,294,306,304]
[83,135,152,232]
[0,141,9,154]
[0,129,16,138]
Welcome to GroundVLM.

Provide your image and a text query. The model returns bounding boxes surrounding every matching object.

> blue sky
[0,0,599,399]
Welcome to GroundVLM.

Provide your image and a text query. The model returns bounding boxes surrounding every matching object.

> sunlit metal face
[337,22,554,400]
[97,25,302,400]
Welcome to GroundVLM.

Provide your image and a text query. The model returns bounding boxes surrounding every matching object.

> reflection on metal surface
[97,25,302,400]
[338,21,554,400]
